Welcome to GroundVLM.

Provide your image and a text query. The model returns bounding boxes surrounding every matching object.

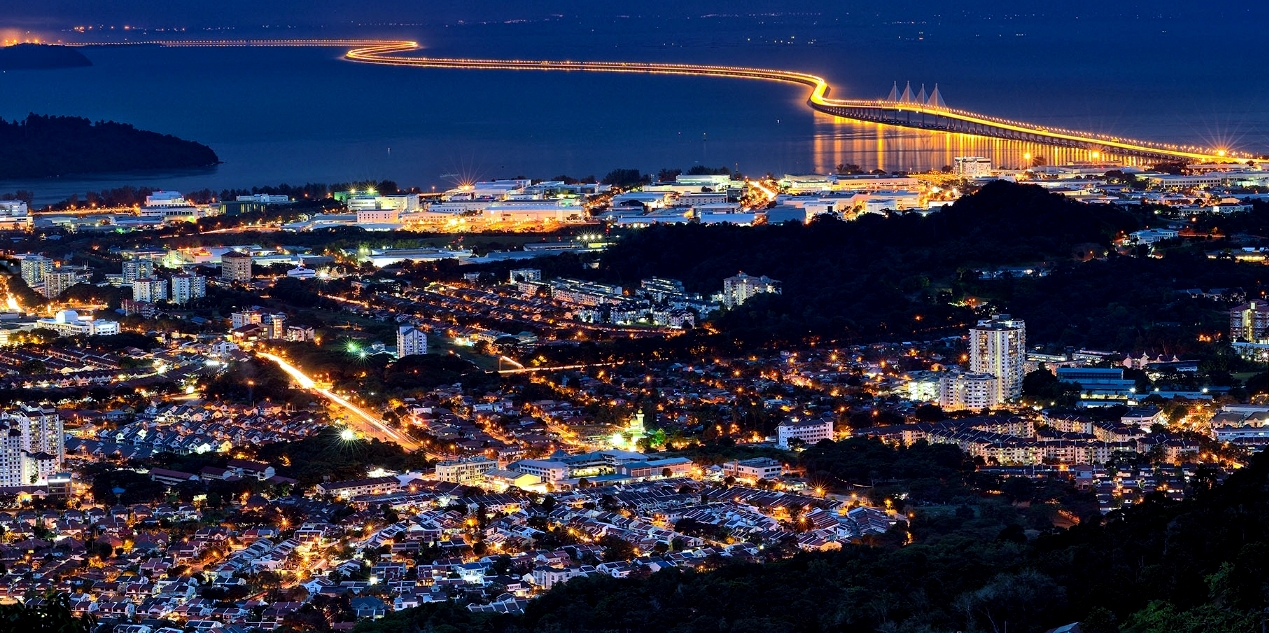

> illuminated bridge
[78,39,1254,163]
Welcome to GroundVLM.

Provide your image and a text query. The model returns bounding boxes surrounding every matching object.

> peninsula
[0,43,92,70]
[0,114,219,179]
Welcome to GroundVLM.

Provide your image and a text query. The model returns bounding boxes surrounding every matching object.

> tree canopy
[0,114,218,178]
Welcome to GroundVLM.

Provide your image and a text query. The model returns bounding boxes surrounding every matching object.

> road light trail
[496,361,624,375]
[257,351,421,450]
[69,39,1256,163]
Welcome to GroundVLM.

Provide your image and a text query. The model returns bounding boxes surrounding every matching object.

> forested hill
[355,447,1269,633]
[0,44,92,70]
[0,114,219,179]
[601,181,1137,292]
[596,182,1250,350]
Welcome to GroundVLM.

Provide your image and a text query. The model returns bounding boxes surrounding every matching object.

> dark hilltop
[0,43,92,70]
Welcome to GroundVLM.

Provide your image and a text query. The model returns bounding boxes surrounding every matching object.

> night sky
[6,1,1266,32]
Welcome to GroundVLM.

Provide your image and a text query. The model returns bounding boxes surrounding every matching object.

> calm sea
[1,8,1267,204]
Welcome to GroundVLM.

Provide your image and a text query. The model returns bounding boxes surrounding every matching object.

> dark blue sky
[7,1,1265,32]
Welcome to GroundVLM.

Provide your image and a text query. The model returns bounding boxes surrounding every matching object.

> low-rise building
[777,418,834,449]
[36,310,120,337]
[722,457,784,483]
[434,457,498,485]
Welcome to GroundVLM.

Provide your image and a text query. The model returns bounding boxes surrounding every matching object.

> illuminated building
[42,270,83,299]
[969,314,1027,401]
[286,265,317,279]
[777,418,834,449]
[141,191,201,221]
[0,405,64,486]
[231,309,263,329]
[509,268,541,283]
[907,371,941,402]
[1231,302,1269,343]
[397,325,427,357]
[722,272,782,309]
[132,277,168,303]
[355,208,403,226]
[122,259,155,284]
[434,457,498,485]
[953,156,993,178]
[265,314,287,340]
[284,325,315,342]
[938,372,1000,411]
[509,459,570,483]
[347,193,419,213]
[19,254,52,288]
[0,201,32,231]
[609,412,647,450]
[221,250,254,282]
[170,273,207,304]
[722,457,783,483]
[36,310,119,337]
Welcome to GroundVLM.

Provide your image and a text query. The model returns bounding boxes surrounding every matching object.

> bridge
[76,39,1255,163]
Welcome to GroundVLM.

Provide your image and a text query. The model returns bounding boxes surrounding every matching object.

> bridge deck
[75,40,1253,163]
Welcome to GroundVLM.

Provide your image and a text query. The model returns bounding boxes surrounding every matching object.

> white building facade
[397,326,427,357]
[171,274,207,304]
[969,314,1027,402]
[776,419,835,449]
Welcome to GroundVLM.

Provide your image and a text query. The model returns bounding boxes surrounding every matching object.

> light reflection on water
[809,113,1152,174]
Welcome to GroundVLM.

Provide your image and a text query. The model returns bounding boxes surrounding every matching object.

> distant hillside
[0,44,92,70]
[0,114,219,179]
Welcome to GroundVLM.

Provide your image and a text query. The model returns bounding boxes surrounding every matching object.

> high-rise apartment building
[0,405,64,486]
[122,259,156,284]
[20,255,53,288]
[170,274,207,305]
[969,314,1027,402]
[1231,302,1269,343]
[938,372,1001,411]
[221,250,254,282]
[132,277,169,303]
[721,272,782,309]
[42,270,82,299]
[397,325,427,357]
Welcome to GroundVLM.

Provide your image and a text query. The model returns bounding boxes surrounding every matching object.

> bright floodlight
[340,429,356,441]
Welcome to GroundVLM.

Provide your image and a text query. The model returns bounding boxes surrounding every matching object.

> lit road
[496,361,625,375]
[70,39,1254,163]
[257,351,421,451]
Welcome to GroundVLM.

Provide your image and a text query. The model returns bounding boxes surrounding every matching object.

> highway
[257,351,422,451]
[71,38,1256,164]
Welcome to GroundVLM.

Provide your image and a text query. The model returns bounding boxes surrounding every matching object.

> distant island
[0,43,92,70]
[0,114,219,179]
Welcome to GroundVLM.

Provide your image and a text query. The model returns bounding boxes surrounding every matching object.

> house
[314,476,401,499]
[227,458,277,480]
[531,565,586,590]
[350,596,387,620]
[149,468,200,485]
[198,466,235,481]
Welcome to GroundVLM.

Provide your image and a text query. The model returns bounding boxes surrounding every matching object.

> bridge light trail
[70,39,1259,162]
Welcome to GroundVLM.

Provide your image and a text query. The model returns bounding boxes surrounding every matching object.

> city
[3,2,1269,633]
